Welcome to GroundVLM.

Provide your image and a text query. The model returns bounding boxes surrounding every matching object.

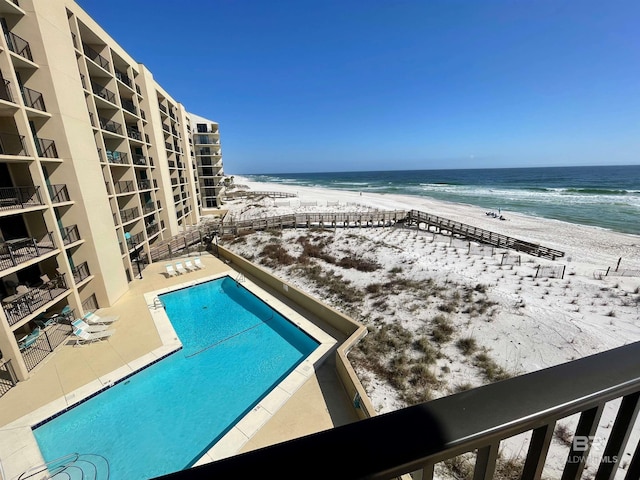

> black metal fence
[81,293,99,313]
[0,185,42,211]
[22,322,73,372]
[0,359,17,398]
[3,275,68,326]
[0,232,56,272]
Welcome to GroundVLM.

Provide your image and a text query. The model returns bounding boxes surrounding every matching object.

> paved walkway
[0,253,359,476]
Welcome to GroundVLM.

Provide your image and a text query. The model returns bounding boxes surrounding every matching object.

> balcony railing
[146,223,159,237]
[114,180,135,195]
[60,224,80,245]
[0,132,27,156]
[135,84,141,95]
[127,127,142,141]
[115,69,132,88]
[137,179,151,190]
[3,275,68,327]
[0,186,42,211]
[142,202,156,214]
[132,155,147,166]
[0,233,56,273]
[119,207,139,223]
[82,43,110,71]
[126,231,145,247]
[165,142,172,150]
[0,79,14,103]
[21,86,46,111]
[121,99,137,115]
[34,137,58,158]
[140,109,146,120]
[99,117,123,135]
[158,103,167,114]
[5,31,33,62]
[21,321,73,372]
[71,261,90,284]
[92,82,116,104]
[156,341,640,480]
[106,150,129,165]
[47,184,70,203]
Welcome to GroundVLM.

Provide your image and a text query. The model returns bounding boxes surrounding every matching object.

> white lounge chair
[184,259,197,272]
[73,328,115,345]
[166,264,178,277]
[175,262,188,275]
[193,257,204,269]
[83,312,120,325]
[72,318,110,333]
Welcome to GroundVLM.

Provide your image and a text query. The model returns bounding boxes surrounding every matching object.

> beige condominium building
[0,0,224,383]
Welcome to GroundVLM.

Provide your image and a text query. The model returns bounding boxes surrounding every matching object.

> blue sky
[77,0,639,174]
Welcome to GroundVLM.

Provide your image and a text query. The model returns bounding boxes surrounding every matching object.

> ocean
[243,165,640,235]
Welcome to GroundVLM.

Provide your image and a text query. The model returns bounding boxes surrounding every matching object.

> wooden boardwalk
[404,209,564,260]
[149,208,564,262]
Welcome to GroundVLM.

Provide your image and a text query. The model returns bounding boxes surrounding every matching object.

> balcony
[137,179,152,190]
[142,202,156,214]
[106,150,129,165]
[126,231,145,248]
[146,222,159,237]
[0,233,56,273]
[0,186,42,212]
[159,341,640,480]
[0,132,27,156]
[47,184,70,204]
[71,261,90,284]
[114,180,135,195]
[165,142,172,150]
[60,224,80,245]
[132,155,147,166]
[82,43,110,71]
[0,79,14,103]
[121,99,137,115]
[114,68,132,88]
[92,82,116,104]
[127,127,142,141]
[158,103,167,114]
[34,137,58,158]
[140,109,146,120]
[99,117,123,135]
[119,206,139,223]
[4,31,33,62]
[20,85,46,111]
[2,274,68,327]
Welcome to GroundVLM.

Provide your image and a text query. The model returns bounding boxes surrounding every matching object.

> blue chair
[34,313,58,329]
[18,327,41,351]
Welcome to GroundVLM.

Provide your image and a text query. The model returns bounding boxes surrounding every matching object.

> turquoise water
[245,165,640,234]
[33,277,318,480]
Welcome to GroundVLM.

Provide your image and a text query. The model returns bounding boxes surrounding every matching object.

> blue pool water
[33,276,319,479]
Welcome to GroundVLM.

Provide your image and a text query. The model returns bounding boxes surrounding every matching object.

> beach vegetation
[474,352,511,382]
[456,336,478,355]
[260,243,296,266]
[431,315,454,343]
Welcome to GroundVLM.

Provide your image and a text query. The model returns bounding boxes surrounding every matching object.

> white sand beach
[219,176,640,476]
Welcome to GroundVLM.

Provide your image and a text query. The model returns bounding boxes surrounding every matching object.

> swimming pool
[33,276,320,479]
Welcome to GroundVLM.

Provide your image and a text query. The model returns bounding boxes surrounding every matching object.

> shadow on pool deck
[0,253,360,459]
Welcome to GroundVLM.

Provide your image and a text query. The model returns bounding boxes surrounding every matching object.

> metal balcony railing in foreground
[0,132,27,156]
[155,342,640,480]
[5,31,32,61]
[20,85,46,111]
[34,137,58,158]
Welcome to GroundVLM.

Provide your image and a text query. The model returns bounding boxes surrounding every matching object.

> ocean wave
[562,188,631,195]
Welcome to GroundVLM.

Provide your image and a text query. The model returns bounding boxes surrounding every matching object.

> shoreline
[231,175,640,274]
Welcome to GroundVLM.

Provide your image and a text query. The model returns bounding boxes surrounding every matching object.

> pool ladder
[17,453,109,479]
[235,273,246,285]
[151,296,165,309]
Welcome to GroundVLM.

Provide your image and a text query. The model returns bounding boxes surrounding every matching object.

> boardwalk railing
[155,341,640,480]
[405,209,564,260]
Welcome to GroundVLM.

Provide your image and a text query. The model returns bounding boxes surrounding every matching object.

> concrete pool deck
[0,254,359,478]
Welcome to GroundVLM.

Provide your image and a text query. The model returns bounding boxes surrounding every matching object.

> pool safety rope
[185,313,275,359]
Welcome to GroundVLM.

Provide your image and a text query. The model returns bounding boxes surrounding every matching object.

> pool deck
[0,254,359,478]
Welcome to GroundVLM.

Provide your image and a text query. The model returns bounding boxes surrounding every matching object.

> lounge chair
[83,311,119,325]
[193,257,204,269]
[72,318,110,333]
[73,328,115,345]
[184,259,197,272]
[165,264,178,277]
[34,314,58,329]
[18,327,41,351]
[175,262,188,275]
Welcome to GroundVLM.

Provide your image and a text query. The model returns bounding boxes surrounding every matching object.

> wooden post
[561,265,566,279]
[616,257,622,272]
